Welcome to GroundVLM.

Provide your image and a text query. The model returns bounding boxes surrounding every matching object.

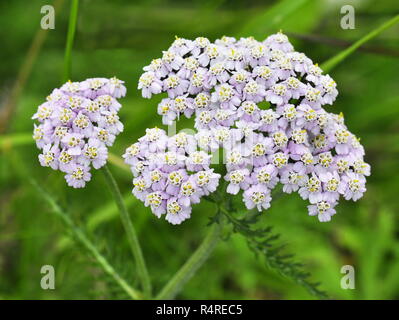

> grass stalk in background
[156,221,221,299]
[0,0,66,133]
[321,14,399,72]
[62,0,79,82]
[59,0,153,299]
[102,165,152,298]
[30,179,142,300]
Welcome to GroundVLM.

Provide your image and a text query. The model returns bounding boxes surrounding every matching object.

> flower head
[134,32,370,223]
[123,129,221,225]
[33,78,127,188]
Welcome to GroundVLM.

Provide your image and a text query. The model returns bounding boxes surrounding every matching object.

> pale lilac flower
[224,47,245,70]
[339,171,367,201]
[225,168,251,194]
[319,171,341,202]
[80,78,109,99]
[186,151,211,171]
[353,159,371,176]
[264,32,294,52]
[93,127,116,147]
[173,95,195,118]
[191,37,211,57]
[168,132,197,154]
[138,72,163,98]
[259,109,279,132]
[212,83,241,110]
[265,83,290,105]
[179,177,202,207]
[253,66,277,88]
[177,56,200,79]
[139,127,168,153]
[206,61,229,87]
[143,58,166,78]
[105,77,127,98]
[163,74,189,98]
[161,50,184,71]
[39,144,60,170]
[195,130,219,152]
[144,191,167,217]
[306,64,323,84]
[243,185,272,211]
[188,68,208,94]
[229,69,250,90]
[248,133,273,166]
[133,32,370,223]
[198,44,221,67]
[318,75,338,105]
[81,138,108,169]
[157,98,177,125]
[166,198,192,225]
[252,164,279,189]
[33,124,47,148]
[302,85,323,109]
[196,169,220,195]
[299,173,323,204]
[242,80,266,102]
[33,77,127,188]
[247,43,269,67]
[170,37,194,56]
[65,165,91,188]
[307,194,337,222]
[288,52,312,74]
[280,163,306,193]
[124,131,220,225]
[284,77,306,99]
[62,133,84,156]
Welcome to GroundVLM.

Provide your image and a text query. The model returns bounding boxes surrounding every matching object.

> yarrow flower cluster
[33,77,126,188]
[133,32,370,223]
[123,128,220,224]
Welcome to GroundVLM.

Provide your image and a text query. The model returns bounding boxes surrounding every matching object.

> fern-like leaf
[219,206,328,299]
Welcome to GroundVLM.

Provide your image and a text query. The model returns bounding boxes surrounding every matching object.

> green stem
[156,221,221,300]
[62,0,79,82]
[30,179,141,300]
[102,165,152,298]
[321,14,399,73]
[218,205,236,221]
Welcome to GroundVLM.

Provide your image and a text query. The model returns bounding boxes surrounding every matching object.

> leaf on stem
[220,207,328,299]
[30,178,142,300]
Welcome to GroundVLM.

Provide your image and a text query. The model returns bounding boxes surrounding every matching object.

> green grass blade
[0,133,33,151]
[30,178,142,300]
[102,165,152,298]
[62,0,79,82]
[321,14,399,73]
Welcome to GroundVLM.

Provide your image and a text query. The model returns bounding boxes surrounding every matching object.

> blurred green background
[1,0,399,299]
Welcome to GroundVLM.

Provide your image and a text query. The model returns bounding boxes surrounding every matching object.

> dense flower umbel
[33,77,127,188]
[123,128,220,225]
[136,33,370,223]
